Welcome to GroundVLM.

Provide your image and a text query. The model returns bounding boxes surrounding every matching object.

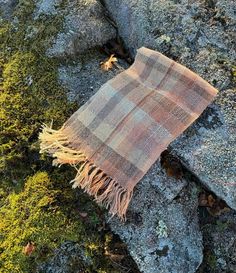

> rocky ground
[0,0,235,272]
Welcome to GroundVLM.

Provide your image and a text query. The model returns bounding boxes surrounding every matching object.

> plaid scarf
[39,47,218,220]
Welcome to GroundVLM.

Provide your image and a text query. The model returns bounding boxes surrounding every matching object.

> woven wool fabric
[39,47,218,220]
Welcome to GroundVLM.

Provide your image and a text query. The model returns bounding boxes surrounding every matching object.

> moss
[216,220,229,232]
[0,50,77,180]
[0,172,84,273]
[0,170,128,273]
[231,65,236,83]
[206,253,217,270]
[0,0,77,180]
[0,1,138,272]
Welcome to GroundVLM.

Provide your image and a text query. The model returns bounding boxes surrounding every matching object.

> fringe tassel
[39,124,133,221]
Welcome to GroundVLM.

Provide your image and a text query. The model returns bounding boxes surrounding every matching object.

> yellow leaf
[100,54,117,71]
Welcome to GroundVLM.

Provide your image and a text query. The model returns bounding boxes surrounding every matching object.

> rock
[197,208,236,273]
[50,2,235,272]
[102,1,235,270]
[57,43,204,273]
[34,0,63,18]
[104,0,235,62]
[58,49,128,103]
[38,0,117,57]
[37,242,92,273]
[103,0,236,209]
[108,161,203,273]
[0,0,17,18]
[170,89,236,210]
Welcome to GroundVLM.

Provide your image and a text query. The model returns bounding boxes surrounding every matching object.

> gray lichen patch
[34,0,63,19]
[108,161,203,273]
[156,220,168,238]
[171,88,236,211]
[103,0,236,214]
[58,49,126,104]
[46,0,116,57]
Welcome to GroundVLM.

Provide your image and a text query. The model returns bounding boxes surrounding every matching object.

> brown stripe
[83,54,160,164]
[138,51,213,101]
[148,92,193,125]
[88,79,140,131]
[67,120,143,179]
[137,51,170,75]
[138,53,159,80]
[88,54,159,132]
[156,61,175,88]
[191,82,214,101]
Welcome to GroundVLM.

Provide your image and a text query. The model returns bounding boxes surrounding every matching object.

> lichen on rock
[45,0,116,57]
[103,0,236,214]
[1,0,235,272]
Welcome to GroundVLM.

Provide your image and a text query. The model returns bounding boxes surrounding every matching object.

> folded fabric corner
[39,47,218,221]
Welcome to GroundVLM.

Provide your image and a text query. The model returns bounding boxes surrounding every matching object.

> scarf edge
[39,124,133,221]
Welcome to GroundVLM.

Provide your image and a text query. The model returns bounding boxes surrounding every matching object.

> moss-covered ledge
[0,1,139,272]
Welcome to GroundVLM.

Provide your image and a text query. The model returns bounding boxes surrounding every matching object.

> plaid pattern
[63,47,217,188]
[40,47,218,219]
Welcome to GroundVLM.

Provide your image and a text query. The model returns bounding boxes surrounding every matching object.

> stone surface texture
[171,88,236,210]
[108,161,203,273]
[58,49,127,103]
[1,0,235,272]
[103,0,236,209]
[37,242,92,273]
[0,0,17,18]
[47,0,235,272]
[197,209,236,273]
[37,0,117,57]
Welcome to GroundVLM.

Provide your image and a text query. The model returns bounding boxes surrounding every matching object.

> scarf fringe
[39,124,133,221]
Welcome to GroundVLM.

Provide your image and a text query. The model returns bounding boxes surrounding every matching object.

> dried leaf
[207,194,216,207]
[198,192,208,206]
[100,54,117,71]
[207,205,231,217]
[160,150,183,179]
[207,198,231,216]
[23,242,35,256]
[198,191,231,216]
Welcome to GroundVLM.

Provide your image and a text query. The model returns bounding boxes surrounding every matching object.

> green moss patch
[0,1,139,272]
[0,0,76,180]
